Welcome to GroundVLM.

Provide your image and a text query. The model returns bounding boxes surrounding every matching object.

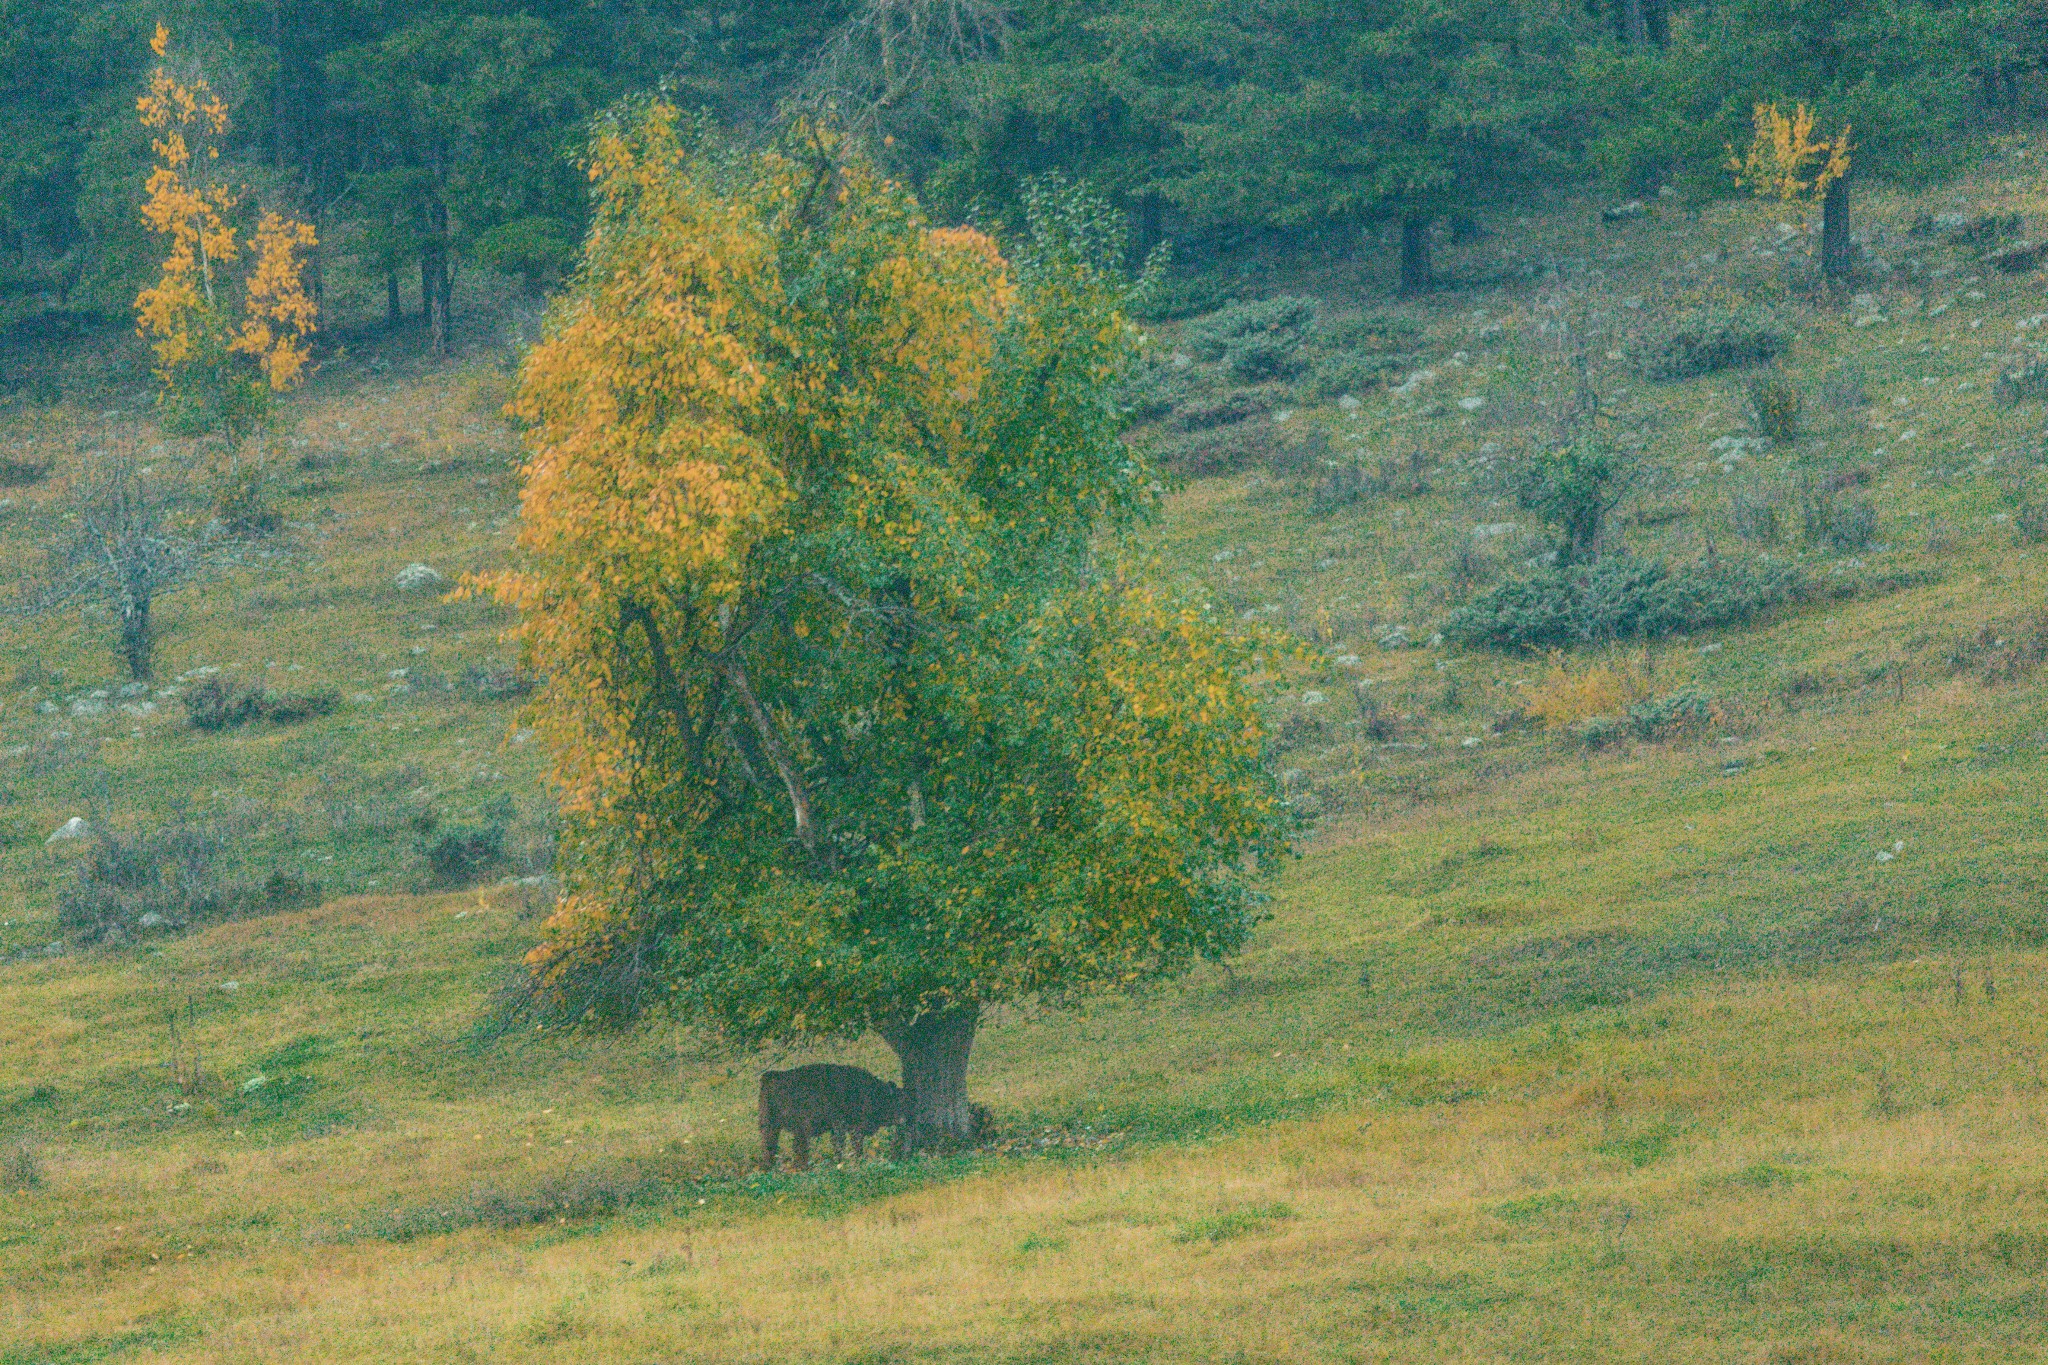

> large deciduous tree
[486,108,1285,1147]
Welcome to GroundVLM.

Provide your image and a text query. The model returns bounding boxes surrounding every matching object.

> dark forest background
[6,0,2048,348]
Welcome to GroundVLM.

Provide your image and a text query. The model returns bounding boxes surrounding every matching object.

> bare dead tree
[791,0,1009,156]
[26,436,219,681]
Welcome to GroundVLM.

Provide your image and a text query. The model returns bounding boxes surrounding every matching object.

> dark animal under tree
[759,1064,906,1170]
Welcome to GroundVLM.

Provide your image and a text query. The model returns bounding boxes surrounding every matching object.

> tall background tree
[484,111,1286,1145]
[0,0,2033,339]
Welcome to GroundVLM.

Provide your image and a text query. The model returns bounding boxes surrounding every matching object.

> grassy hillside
[5,141,2048,1362]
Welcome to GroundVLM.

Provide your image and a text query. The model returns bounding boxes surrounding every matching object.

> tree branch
[718,652,821,858]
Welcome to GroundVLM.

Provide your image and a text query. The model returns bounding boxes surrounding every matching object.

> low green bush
[1186,296,1318,365]
[56,827,321,942]
[1130,273,1246,322]
[1645,310,1788,381]
[185,676,339,730]
[1629,687,1714,740]
[1441,554,1805,650]
[424,823,508,888]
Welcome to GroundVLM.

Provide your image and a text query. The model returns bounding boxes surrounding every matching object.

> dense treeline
[6,0,2047,343]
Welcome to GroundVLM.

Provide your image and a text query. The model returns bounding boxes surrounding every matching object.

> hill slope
[5,148,2048,1362]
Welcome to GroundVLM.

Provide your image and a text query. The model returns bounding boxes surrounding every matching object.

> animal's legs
[792,1128,811,1171]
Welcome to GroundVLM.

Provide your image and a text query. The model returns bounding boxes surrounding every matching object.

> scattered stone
[1602,201,1645,222]
[138,912,170,929]
[219,981,239,992]
[1472,522,1518,539]
[1392,369,1437,397]
[68,698,107,718]
[45,817,89,844]
[394,563,445,593]
[1302,691,1327,706]
[1336,394,1362,412]
[1457,396,1487,412]
[240,1074,268,1094]
[1373,623,1412,650]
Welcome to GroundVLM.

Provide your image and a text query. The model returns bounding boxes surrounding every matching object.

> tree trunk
[881,1004,978,1153]
[1646,0,1668,47]
[119,593,153,682]
[1821,174,1853,280]
[387,272,401,329]
[1399,217,1433,295]
[1620,0,1647,46]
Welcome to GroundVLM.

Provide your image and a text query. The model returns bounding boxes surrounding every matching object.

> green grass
[4,142,2048,1361]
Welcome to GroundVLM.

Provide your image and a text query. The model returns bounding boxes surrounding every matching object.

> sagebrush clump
[1443,555,1805,650]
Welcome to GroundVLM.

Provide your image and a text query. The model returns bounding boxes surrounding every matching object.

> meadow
[5,141,2048,1362]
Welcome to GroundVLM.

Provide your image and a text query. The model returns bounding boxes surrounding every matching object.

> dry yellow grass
[1522,652,1655,730]
[6,947,2045,1363]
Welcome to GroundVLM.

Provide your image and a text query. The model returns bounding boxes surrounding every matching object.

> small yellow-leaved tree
[135,24,317,492]
[1729,101,1856,278]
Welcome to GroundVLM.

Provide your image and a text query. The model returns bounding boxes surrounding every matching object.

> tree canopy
[484,109,1286,1141]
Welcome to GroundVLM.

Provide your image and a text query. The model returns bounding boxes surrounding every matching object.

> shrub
[0,457,48,487]
[1113,349,1211,424]
[54,826,318,941]
[1442,555,1804,651]
[1516,443,1629,563]
[1172,387,1278,432]
[185,677,339,730]
[2014,499,2048,544]
[1185,297,1318,374]
[4,1143,41,1189]
[1576,715,1624,750]
[1224,333,1309,382]
[1148,421,1277,478]
[1310,466,1376,515]
[1317,314,1422,354]
[1628,687,1715,740]
[1131,273,1245,322]
[1523,654,1652,729]
[424,823,507,888]
[1798,476,1877,552]
[1645,310,1788,381]
[1817,367,1868,413]
[1728,483,1782,542]
[1822,499,1877,552]
[1296,351,1397,401]
[1746,373,1802,443]
[1993,358,2048,405]
[210,465,283,537]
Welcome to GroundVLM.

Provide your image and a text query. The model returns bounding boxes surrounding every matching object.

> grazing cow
[759,1064,904,1170]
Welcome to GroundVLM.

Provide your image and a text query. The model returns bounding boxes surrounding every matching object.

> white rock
[241,1074,268,1093]
[139,911,169,929]
[1334,655,1362,667]
[1302,691,1327,706]
[46,817,89,844]
[394,563,445,593]
[1473,522,1518,539]
[1457,396,1487,412]
[1337,395,1362,413]
[68,698,108,718]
